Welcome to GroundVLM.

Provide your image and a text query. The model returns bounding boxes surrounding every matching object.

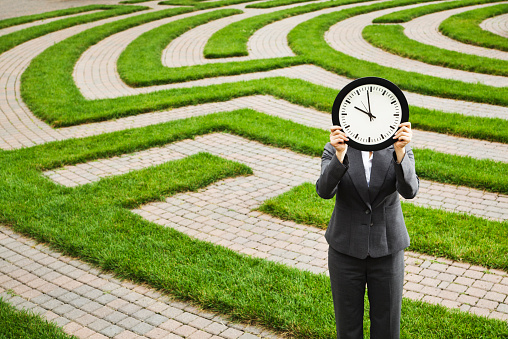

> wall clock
[332,77,409,151]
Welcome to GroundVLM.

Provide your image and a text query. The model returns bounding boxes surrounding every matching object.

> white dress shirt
[361,151,373,187]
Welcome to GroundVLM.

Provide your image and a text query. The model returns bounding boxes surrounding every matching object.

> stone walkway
[325,2,508,87]
[481,12,508,38]
[0,0,508,336]
[0,226,280,338]
[42,133,508,321]
[402,2,508,60]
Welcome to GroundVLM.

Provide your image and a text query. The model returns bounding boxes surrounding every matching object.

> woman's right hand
[330,126,348,163]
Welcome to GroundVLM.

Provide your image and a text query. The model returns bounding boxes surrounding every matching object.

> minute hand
[354,106,376,120]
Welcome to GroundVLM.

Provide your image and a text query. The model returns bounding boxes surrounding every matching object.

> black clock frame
[332,77,409,151]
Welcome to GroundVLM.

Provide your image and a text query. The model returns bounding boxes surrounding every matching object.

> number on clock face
[338,84,402,145]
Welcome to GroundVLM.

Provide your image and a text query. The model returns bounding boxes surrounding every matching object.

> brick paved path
[0,226,281,338]
[481,12,508,38]
[41,133,508,321]
[1,0,508,336]
[324,2,508,87]
[402,2,508,60]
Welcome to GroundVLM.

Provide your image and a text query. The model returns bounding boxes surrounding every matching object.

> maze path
[162,0,382,66]
[55,95,508,163]
[0,7,159,150]
[1,0,508,333]
[0,10,104,38]
[481,12,508,38]
[0,0,121,20]
[402,2,508,60]
[44,131,508,220]
[325,3,508,87]
[0,226,281,339]
[42,133,508,321]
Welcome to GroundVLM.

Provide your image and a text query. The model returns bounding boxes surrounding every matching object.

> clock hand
[367,91,371,114]
[354,106,377,120]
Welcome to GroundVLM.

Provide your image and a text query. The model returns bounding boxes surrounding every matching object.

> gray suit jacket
[316,143,419,259]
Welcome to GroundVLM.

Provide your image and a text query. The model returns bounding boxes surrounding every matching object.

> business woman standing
[316,122,418,339]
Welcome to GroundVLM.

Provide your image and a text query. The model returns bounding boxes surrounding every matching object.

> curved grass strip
[440,3,508,52]
[258,182,508,270]
[0,5,123,29]
[19,0,508,143]
[0,5,147,55]
[288,0,508,107]
[363,24,508,76]
[120,0,153,3]
[159,0,267,10]
[0,298,76,339]
[373,0,502,23]
[205,0,386,58]
[410,106,508,144]
[1,112,507,338]
[117,9,305,86]
[246,0,321,9]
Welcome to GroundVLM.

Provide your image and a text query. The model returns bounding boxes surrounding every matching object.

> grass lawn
[258,182,508,270]
[373,0,502,23]
[0,116,507,337]
[363,24,508,76]
[0,5,147,55]
[0,298,76,339]
[439,3,508,51]
[1,0,507,337]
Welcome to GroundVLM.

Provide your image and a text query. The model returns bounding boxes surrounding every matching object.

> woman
[316,122,418,339]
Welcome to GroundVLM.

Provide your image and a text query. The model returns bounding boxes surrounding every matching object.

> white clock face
[338,84,402,146]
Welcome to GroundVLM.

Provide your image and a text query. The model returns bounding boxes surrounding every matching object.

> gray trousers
[328,246,405,339]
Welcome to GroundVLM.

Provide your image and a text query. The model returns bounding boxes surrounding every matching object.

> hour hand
[354,106,376,121]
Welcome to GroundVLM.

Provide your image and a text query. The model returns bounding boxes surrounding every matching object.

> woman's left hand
[393,122,412,163]
[393,122,412,150]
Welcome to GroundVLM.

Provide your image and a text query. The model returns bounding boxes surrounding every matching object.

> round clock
[332,77,409,151]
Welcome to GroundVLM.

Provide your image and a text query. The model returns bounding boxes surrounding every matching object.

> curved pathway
[0,10,104,38]
[1,0,508,336]
[42,133,508,321]
[402,2,508,60]
[324,3,508,87]
[0,226,281,339]
[162,0,384,67]
[481,12,508,38]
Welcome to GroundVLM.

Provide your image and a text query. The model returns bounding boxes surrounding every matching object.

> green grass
[205,0,390,58]
[119,0,153,3]
[158,0,267,9]
[440,3,508,52]
[0,5,124,29]
[0,112,507,338]
[258,182,508,270]
[246,0,321,9]
[17,0,508,145]
[410,106,508,144]
[0,298,76,339]
[288,0,508,107]
[117,9,305,86]
[373,0,502,23]
[0,5,147,55]
[363,24,508,76]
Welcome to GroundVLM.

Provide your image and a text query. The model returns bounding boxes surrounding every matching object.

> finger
[330,126,343,132]
[399,122,411,128]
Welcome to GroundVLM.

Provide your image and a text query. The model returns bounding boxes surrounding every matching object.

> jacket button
[370,223,374,227]
[365,210,371,215]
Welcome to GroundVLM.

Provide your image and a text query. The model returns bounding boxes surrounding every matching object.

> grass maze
[0,0,508,337]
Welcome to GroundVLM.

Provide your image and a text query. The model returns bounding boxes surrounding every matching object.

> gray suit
[316,143,418,339]
[316,143,418,259]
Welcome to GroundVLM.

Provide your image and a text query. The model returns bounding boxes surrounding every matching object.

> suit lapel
[368,147,392,203]
[347,148,371,209]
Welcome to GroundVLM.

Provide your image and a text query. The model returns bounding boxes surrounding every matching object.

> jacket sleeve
[316,143,349,199]
[393,145,419,199]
